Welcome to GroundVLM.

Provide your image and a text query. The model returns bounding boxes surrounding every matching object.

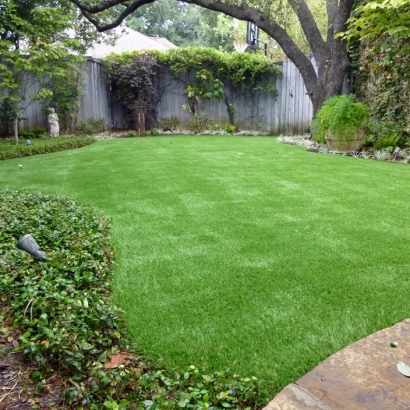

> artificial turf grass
[1,136,410,400]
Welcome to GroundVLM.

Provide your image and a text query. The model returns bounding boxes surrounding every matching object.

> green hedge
[0,136,95,160]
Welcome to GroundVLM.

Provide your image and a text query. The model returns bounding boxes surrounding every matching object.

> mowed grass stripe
[1,136,410,397]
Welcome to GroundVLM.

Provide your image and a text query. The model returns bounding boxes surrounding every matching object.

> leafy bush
[19,127,48,139]
[0,190,262,408]
[76,118,107,135]
[0,136,94,160]
[363,120,405,149]
[0,190,118,404]
[163,116,180,130]
[221,123,235,133]
[312,95,369,143]
[188,112,215,133]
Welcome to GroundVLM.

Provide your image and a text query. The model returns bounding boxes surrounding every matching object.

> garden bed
[277,135,410,163]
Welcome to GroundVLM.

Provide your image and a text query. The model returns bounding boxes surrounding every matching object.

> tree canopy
[126,0,236,50]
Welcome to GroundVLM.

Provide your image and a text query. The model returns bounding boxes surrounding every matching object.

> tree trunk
[13,116,19,145]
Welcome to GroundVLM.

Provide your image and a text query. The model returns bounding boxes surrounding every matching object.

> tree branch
[326,0,338,41]
[288,0,326,56]
[69,0,156,31]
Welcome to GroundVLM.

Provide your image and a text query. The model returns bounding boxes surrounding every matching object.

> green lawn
[1,136,410,399]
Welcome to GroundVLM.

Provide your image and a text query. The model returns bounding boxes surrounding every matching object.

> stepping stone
[263,319,410,409]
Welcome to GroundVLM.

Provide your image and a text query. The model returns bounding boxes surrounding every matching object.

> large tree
[67,0,353,115]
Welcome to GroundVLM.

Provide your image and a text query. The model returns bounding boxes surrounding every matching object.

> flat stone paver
[263,319,410,409]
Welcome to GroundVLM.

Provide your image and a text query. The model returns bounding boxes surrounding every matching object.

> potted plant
[312,95,369,153]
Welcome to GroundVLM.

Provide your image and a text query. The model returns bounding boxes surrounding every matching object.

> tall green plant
[183,69,224,116]
[312,95,369,143]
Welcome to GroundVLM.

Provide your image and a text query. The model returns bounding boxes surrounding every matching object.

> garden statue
[48,108,60,137]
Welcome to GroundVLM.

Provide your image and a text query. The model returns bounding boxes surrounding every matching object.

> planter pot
[325,130,365,153]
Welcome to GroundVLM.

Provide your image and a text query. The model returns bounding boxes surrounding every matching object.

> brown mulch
[0,302,65,410]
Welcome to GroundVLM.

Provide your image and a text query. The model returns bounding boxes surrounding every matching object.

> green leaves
[312,95,369,142]
[342,0,410,41]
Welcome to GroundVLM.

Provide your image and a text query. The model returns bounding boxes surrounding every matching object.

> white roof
[86,26,176,58]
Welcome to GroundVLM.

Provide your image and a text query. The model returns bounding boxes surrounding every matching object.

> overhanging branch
[68,0,156,31]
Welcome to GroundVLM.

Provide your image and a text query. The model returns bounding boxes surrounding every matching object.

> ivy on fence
[103,47,281,128]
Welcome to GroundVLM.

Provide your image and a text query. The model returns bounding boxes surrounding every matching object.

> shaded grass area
[1,136,410,398]
[0,136,94,160]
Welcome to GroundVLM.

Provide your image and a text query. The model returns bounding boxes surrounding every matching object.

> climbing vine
[104,47,280,127]
[351,35,410,129]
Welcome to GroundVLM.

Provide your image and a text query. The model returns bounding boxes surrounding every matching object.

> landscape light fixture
[16,234,46,261]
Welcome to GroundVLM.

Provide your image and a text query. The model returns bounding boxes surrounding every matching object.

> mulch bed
[0,302,65,410]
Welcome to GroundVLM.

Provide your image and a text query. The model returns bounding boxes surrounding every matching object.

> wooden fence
[1,55,320,136]
[112,56,316,135]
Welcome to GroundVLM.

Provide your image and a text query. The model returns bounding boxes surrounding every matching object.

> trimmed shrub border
[0,136,95,160]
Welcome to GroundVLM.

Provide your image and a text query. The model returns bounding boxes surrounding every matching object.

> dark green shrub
[19,127,48,139]
[75,118,107,135]
[221,123,235,133]
[188,112,215,133]
[163,116,180,130]
[0,190,118,403]
[364,120,405,149]
[0,136,94,160]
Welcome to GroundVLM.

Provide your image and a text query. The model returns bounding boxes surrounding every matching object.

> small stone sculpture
[48,108,60,137]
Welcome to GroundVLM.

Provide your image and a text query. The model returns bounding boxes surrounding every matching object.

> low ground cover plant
[0,136,94,160]
[0,190,260,409]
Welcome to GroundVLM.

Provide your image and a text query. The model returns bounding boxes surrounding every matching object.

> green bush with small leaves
[312,95,369,143]
[163,116,180,130]
[19,127,48,139]
[188,112,216,133]
[76,118,107,135]
[363,120,406,149]
[221,123,235,134]
[0,136,94,160]
[0,190,262,409]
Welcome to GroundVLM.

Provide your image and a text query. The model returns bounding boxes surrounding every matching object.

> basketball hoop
[233,41,248,53]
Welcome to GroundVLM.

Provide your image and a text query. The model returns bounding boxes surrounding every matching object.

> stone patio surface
[263,319,410,409]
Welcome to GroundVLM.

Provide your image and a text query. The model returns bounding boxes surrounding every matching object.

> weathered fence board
[1,55,322,136]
